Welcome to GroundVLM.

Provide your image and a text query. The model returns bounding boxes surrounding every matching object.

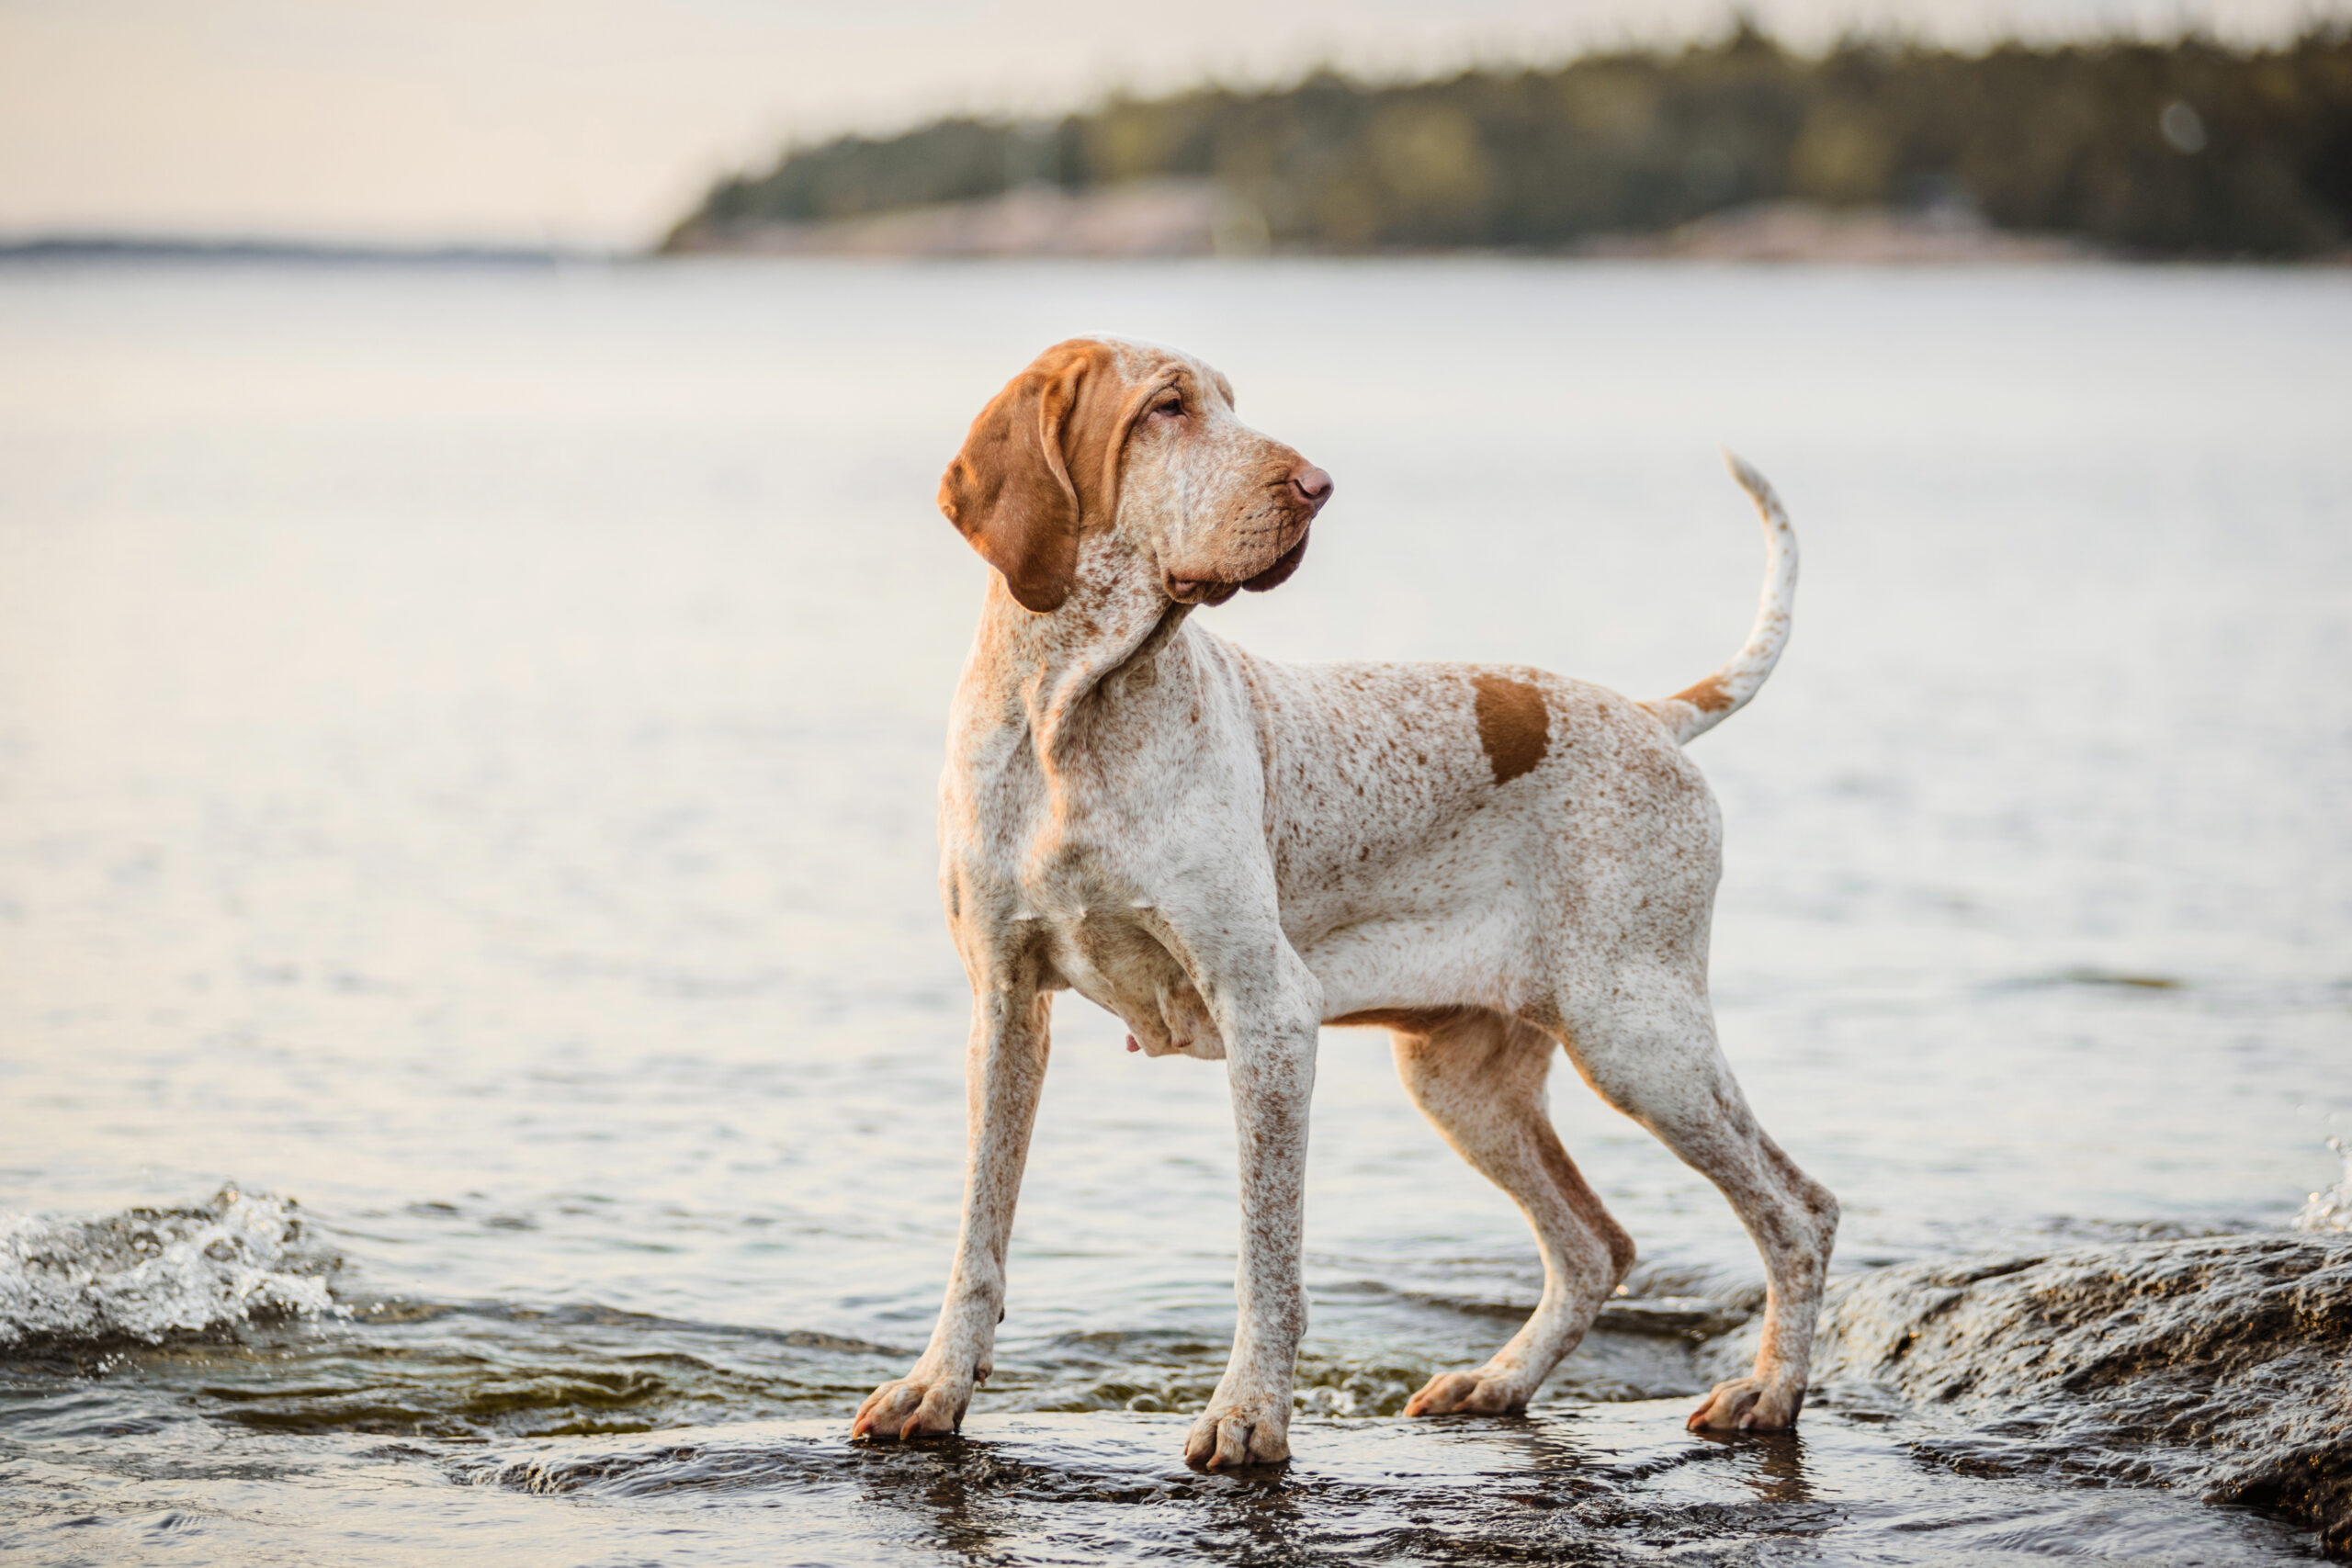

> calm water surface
[1,259,2346,1563]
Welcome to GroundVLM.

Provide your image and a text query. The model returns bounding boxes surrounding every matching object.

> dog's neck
[963,536,1196,762]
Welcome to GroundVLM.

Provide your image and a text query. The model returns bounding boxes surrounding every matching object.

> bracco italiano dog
[852,337,1838,1469]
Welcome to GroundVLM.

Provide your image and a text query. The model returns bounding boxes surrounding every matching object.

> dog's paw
[1686,1373,1804,1433]
[1182,1393,1292,1469]
[851,1370,970,1441]
[1402,1368,1526,1416]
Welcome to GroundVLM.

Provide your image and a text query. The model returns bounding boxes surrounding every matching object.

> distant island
[666,25,2352,261]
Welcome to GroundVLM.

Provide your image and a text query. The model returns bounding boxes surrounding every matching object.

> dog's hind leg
[1556,973,1838,1432]
[1394,1008,1636,1416]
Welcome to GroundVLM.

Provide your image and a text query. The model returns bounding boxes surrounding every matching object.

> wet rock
[1766,1233,2352,1553]
[447,1406,2324,1563]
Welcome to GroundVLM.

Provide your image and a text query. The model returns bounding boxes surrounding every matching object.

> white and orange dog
[853,338,1838,1469]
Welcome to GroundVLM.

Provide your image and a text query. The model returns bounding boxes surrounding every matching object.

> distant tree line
[672,26,2352,256]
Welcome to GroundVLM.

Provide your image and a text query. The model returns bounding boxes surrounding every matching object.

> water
[2299,1140,2351,1232]
[0,1189,334,1347]
[1,258,2346,1562]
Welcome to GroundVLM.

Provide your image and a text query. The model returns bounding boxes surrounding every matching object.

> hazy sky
[1,0,2340,247]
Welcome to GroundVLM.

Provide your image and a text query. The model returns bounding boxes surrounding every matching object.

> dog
[852,337,1838,1469]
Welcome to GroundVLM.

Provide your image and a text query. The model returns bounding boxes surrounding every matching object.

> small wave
[0,1186,341,1350]
[2293,1138,2350,1233]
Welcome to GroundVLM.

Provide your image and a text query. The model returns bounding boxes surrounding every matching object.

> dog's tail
[1642,453,1797,746]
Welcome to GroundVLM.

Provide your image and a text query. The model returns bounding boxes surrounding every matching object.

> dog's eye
[1150,394,1184,421]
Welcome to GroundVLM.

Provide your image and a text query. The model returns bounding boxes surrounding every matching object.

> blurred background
[3,0,2348,257]
[3,4,2350,1563]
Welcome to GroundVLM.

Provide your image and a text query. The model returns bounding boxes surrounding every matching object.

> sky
[1,0,2342,249]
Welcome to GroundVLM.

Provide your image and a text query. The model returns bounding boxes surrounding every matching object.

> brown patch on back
[1470,674,1549,785]
[1671,673,1735,713]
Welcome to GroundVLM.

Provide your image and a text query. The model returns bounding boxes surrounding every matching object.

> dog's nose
[1291,466,1333,507]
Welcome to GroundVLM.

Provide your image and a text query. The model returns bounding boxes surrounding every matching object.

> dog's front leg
[852,982,1050,1441]
[1186,970,1320,1469]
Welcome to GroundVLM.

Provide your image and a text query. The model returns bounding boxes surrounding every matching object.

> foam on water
[0,1187,341,1349]
[2292,1139,2350,1234]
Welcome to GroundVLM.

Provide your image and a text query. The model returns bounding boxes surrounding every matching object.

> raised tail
[1642,453,1797,746]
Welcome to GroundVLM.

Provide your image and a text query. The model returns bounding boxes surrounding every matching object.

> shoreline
[14,203,2352,270]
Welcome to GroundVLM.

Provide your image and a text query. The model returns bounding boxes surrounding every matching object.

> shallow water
[1,258,2347,1562]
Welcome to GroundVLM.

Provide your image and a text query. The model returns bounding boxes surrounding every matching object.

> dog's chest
[1041,906,1224,1060]
[944,635,1278,1059]
[964,855,1221,1061]
[950,770,1232,1060]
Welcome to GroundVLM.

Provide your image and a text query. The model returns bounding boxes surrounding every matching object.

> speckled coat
[852,337,1838,1469]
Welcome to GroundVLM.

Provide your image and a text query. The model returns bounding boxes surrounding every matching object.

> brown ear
[939,341,1143,613]
[937,348,1091,612]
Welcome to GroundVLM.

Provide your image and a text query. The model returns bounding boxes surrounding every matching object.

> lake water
[1,258,2347,1563]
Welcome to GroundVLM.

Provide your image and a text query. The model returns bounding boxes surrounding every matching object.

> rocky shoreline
[662,181,2109,264]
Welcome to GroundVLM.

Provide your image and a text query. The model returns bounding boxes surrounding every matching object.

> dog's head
[938,337,1331,614]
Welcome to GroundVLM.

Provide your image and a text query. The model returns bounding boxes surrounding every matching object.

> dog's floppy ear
[938,341,1127,614]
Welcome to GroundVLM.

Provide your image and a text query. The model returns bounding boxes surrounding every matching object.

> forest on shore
[667,26,2352,257]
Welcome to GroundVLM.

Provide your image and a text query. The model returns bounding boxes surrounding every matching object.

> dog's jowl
[851,337,1838,1470]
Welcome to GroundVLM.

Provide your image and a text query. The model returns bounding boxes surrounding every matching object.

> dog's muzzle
[1165,467,1330,604]
[1164,525,1309,604]
[1240,529,1311,593]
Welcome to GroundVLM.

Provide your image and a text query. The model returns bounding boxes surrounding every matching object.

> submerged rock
[1780,1233,2352,1553]
[451,1405,2324,1564]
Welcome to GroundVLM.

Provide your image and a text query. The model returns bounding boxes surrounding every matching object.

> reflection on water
[1,257,2348,1562]
[1720,1427,1814,1506]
